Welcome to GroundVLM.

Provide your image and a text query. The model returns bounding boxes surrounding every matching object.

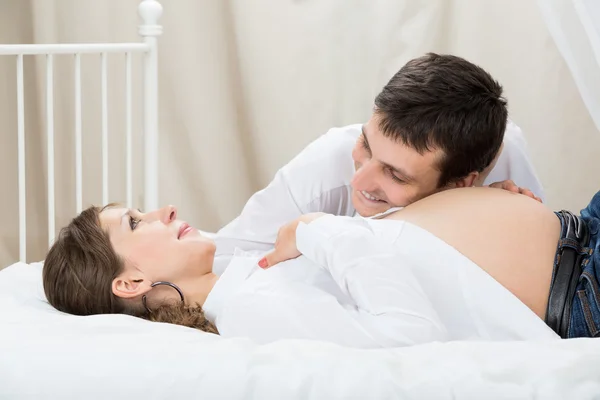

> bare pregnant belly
[383,187,561,319]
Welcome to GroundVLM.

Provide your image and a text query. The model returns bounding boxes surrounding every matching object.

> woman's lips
[178,223,193,239]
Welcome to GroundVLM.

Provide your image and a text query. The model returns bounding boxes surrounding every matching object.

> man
[212,53,544,274]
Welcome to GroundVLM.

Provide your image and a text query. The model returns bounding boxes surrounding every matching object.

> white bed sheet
[1,261,599,400]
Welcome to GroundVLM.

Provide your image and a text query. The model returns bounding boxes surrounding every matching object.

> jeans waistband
[545,210,591,338]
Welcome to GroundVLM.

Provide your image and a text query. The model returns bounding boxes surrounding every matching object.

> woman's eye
[129,216,140,231]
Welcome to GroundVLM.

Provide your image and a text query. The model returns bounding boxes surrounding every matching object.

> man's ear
[112,272,152,300]
[447,171,479,189]
[475,141,504,186]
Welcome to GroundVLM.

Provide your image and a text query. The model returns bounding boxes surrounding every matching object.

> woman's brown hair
[42,205,218,334]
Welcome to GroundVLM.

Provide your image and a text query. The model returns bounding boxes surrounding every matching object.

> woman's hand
[258,212,326,269]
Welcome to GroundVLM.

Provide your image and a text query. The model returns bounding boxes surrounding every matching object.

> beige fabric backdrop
[1,0,599,268]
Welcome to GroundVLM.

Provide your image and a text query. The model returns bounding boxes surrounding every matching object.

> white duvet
[1,262,599,400]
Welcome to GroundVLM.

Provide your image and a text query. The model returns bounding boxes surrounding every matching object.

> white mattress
[1,261,599,399]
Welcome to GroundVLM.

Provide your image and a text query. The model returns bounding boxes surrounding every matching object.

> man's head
[351,52,507,217]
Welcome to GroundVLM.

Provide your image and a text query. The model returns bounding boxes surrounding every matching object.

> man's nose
[351,160,379,191]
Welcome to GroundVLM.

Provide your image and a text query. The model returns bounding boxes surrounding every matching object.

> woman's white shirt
[203,215,559,348]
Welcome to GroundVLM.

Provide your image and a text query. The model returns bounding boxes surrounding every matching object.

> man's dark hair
[374,52,508,187]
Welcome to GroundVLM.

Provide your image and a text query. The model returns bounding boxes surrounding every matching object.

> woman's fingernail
[258,257,268,269]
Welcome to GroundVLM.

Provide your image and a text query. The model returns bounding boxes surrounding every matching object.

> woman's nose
[160,205,177,224]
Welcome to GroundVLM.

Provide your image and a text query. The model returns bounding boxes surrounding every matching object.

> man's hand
[488,180,542,202]
[258,213,326,269]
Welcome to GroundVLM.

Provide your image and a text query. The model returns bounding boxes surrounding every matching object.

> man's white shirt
[212,121,544,274]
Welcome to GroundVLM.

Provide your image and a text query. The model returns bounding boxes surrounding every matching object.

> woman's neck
[185,272,219,306]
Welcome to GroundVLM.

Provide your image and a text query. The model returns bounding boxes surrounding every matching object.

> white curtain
[1,0,599,268]
[537,0,600,131]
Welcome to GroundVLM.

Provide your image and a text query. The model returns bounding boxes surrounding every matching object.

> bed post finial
[138,0,163,37]
[138,0,162,212]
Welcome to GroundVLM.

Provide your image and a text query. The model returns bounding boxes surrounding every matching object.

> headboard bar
[46,54,56,249]
[139,0,163,212]
[74,54,83,214]
[16,54,26,262]
[0,43,149,56]
[126,52,134,210]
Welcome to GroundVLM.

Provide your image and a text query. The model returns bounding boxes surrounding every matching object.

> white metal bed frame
[0,0,163,263]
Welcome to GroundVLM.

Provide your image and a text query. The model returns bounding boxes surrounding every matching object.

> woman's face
[99,205,216,303]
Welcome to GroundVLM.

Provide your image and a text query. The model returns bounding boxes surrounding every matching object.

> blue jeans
[566,190,600,338]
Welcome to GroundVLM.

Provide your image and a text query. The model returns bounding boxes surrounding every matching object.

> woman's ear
[112,273,152,299]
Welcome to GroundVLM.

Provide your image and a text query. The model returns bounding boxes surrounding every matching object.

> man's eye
[361,137,371,152]
[387,169,405,184]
